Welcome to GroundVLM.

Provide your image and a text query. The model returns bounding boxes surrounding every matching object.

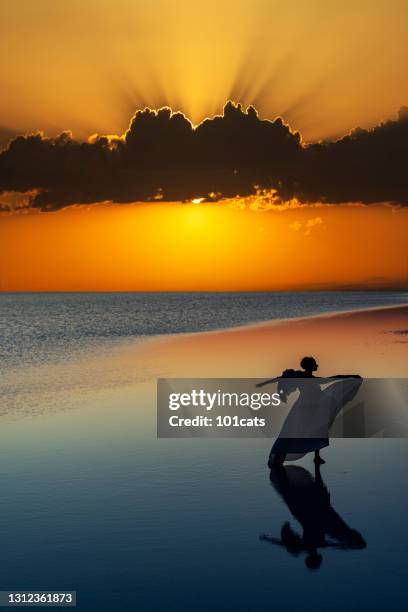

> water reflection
[261,465,366,570]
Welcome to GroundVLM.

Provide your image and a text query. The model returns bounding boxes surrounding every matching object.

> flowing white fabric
[271,378,362,461]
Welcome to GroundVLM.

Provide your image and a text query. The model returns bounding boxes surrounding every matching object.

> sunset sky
[1,199,407,291]
[1,0,408,291]
[1,0,408,142]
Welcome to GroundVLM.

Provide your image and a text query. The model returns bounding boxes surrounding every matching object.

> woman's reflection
[260,465,366,570]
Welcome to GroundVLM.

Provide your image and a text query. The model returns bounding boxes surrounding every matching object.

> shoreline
[1,303,407,421]
[140,303,408,378]
[147,301,408,343]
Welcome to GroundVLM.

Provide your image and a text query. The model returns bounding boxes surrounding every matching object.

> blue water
[1,291,407,370]
[0,292,407,611]
[0,401,407,612]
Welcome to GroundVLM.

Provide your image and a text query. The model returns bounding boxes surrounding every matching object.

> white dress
[269,377,362,461]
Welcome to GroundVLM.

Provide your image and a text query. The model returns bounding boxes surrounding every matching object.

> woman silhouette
[260,465,366,570]
[256,357,362,466]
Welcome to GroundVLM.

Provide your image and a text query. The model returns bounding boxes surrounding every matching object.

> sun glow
[1,0,408,146]
[1,200,407,291]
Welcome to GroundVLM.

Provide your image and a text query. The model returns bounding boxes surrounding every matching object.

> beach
[0,301,407,610]
[2,298,407,422]
[3,4,408,608]
[138,303,408,381]
[6,302,408,420]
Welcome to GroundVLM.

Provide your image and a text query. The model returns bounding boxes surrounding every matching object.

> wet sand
[2,304,406,421]
[139,304,408,378]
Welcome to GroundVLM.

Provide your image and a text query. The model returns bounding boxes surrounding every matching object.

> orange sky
[1,199,407,291]
[1,1,408,291]
[1,0,408,144]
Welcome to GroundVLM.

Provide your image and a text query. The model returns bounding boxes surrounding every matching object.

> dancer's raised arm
[256,376,280,388]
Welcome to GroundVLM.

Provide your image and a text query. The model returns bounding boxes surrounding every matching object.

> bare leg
[314,450,326,464]
[314,461,322,484]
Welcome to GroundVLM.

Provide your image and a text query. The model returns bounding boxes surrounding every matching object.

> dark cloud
[0,125,21,151]
[292,106,408,205]
[0,102,407,211]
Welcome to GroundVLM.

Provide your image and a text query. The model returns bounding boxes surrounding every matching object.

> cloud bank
[0,102,407,211]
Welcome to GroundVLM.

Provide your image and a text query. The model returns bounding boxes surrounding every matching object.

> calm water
[1,291,407,370]
[0,292,407,611]
[0,397,407,612]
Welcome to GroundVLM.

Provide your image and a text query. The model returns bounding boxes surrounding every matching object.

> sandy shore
[2,303,406,421]
[139,304,408,378]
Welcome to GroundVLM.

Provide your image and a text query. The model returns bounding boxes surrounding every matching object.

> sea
[0,291,407,611]
[1,291,407,371]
